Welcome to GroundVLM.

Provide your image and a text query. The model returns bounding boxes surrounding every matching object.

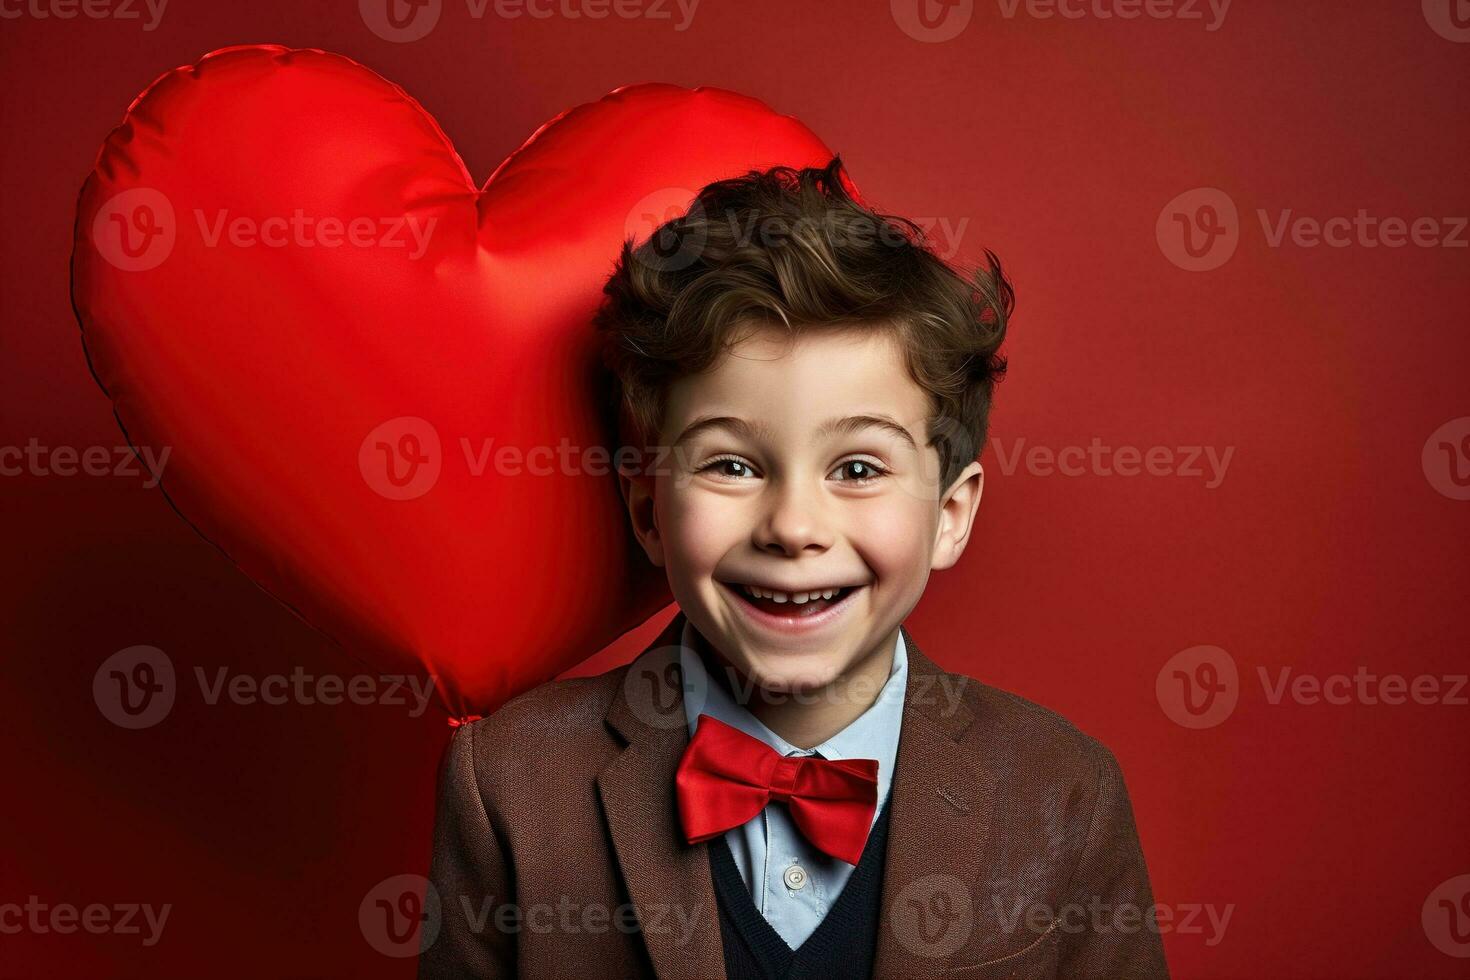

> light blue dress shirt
[678,618,908,950]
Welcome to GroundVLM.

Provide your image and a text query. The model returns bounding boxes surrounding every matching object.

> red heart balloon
[71,45,838,716]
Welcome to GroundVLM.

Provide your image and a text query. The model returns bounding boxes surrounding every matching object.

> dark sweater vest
[707,796,893,980]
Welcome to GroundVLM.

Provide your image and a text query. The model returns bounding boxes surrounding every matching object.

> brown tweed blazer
[419,611,1170,979]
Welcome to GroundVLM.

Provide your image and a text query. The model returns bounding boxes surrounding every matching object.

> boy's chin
[730,650,851,697]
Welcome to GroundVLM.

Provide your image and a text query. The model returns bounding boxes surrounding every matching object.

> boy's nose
[752,481,834,556]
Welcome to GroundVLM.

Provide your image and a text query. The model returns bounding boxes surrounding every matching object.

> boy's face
[621,322,984,695]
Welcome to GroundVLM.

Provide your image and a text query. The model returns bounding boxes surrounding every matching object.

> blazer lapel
[873,624,998,977]
[596,611,727,980]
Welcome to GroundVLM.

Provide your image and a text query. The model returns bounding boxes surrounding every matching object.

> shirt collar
[678,617,908,804]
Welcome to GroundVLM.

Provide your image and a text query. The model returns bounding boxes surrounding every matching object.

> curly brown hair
[594,154,1013,493]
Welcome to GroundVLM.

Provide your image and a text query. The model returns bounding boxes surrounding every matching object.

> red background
[3,1,1467,977]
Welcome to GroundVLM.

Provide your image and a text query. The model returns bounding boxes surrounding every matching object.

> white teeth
[739,584,846,604]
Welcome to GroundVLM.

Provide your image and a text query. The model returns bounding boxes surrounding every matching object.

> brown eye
[703,457,755,479]
[833,459,885,482]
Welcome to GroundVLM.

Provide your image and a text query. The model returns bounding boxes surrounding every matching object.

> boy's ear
[618,468,665,568]
[930,460,984,571]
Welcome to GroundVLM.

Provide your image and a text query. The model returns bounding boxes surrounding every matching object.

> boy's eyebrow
[816,414,919,451]
[671,415,773,448]
[671,414,918,451]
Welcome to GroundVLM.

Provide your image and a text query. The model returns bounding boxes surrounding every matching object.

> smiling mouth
[717,580,863,619]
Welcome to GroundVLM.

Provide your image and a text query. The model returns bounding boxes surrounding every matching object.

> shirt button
[782,865,808,890]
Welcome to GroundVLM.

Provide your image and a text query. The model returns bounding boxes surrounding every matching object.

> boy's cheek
[852,497,942,581]
[658,489,741,569]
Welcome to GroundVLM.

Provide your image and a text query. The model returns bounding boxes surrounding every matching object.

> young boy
[419,157,1169,979]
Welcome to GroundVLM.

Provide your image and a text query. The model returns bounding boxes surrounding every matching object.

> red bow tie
[675,714,879,866]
